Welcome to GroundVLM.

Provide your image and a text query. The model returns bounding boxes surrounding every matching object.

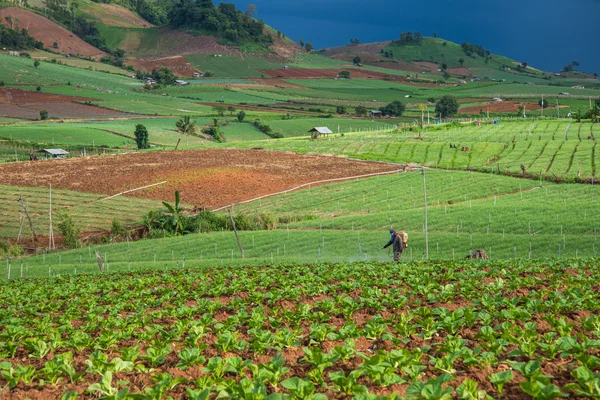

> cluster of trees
[0,24,43,50]
[461,42,490,58]
[380,101,405,117]
[168,1,272,46]
[298,38,313,52]
[142,191,294,238]
[380,49,394,58]
[202,119,225,142]
[348,38,360,46]
[435,96,459,118]
[137,67,177,87]
[252,119,283,138]
[394,32,423,45]
[562,61,580,73]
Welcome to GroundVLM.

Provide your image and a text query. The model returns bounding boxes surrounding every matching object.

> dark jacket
[384,231,399,249]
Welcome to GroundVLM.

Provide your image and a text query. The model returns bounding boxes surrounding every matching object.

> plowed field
[0,88,133,119]
[0,7,106,58]
[0,150,402,208]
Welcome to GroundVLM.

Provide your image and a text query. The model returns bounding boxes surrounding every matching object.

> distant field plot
[221,122,267,141]
[161,85,276,104]
[221,120,599,179]
[0,124,135,148]
[0,54,137,91]
[28,50,133,75]
[268,118,396,137]
[0,185,165,240]
[185,54,284,78]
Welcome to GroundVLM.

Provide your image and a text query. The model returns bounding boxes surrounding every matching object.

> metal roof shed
[309,127,333,139]
[38,149,69,159]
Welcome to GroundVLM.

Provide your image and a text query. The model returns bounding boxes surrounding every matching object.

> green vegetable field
[1,260,599,398]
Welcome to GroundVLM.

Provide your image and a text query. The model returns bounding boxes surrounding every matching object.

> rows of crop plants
[184,54,285,78]
[0,185,165,240]
[28,50,133,76]
[222,120,599,179]
[0,125,136,148]
[1,259,600,398]
[0,54,137,92]
[8,170,600,278]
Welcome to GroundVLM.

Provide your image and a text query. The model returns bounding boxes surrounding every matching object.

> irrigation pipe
[98,181,168,202]
[212,168,409,212]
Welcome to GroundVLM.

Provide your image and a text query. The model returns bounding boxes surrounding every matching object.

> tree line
[167,1,272,46]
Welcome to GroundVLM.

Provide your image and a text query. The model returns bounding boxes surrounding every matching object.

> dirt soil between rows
[0,149,403,208]
[0,7,106,59]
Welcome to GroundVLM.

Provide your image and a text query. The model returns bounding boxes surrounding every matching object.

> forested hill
[167,1,273,47]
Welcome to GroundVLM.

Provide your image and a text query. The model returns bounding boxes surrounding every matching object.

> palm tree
[175,116,199,136]
[161,191,185,235]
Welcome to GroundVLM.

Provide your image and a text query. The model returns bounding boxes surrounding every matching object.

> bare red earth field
[0,149,402,208]
[0,88,136,119]
[0,7,106,58]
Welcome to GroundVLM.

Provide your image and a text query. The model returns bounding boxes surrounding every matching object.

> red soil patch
[130,56,199,77]
[413,61,441,70]
[0,149,402,208]
[0,88,92,104]
[321,41,392,57]
[447,67,472,76]
[0,88,133,120]
[0,7,106,59]
[263,67,394,80]
[96,4,153,27]
[266,29,302,59]
[460,101,543,114]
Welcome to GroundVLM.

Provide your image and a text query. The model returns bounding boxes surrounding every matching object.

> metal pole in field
[541,94,544,117]
[228,208,245,259]
[422,167,429,260]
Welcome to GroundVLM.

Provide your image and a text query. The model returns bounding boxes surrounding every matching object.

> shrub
[259,213,277,230]
[57,212,81,249]
[110,218,126,239]
[40,110,48,120]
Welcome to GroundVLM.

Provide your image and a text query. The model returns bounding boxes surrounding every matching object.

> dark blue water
[226,0,600,74]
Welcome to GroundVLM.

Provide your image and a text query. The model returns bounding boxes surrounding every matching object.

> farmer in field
[383,230,407,261]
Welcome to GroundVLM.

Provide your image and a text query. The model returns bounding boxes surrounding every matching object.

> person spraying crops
[383,230,407,261]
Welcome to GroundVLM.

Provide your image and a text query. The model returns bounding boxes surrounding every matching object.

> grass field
[28,50,133,76]
[185,54,285,78]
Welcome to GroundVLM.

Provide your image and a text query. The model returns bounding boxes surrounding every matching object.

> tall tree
[134,124,149,149]
[380,100,406,117]
[175,116,199,136]
[435,96,459,118]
